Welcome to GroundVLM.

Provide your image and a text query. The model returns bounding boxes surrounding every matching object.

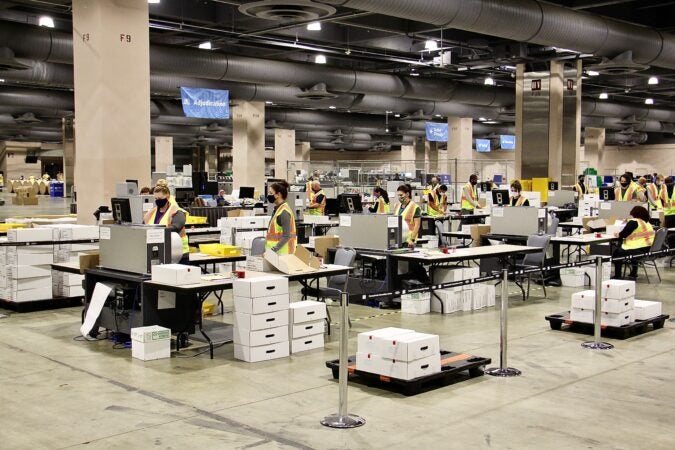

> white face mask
[510,190,517,195]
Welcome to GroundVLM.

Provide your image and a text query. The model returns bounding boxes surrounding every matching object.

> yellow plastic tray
[199,244,242,257]
[186,216,208,225]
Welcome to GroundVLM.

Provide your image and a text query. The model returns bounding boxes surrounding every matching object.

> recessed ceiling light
[385,127,389,133]
[599,92,608,100]
[265,101,273,105]
[328,105,336,109]
[478,117,487,122]
[484,77,495,86]
[0,79,5,83]
[394,114,400,118]
[307,22,321,31]
[410,72,420,77]
[148,0,161,3]
[315,54,326,64]
[483,121,498,124]
[198,41,212,50]
[587,70,600,76]
[645,98,654,105]
[648,76,659,85]
[435,114,442,118]
[424,40,438,51]
[38,16,54,28]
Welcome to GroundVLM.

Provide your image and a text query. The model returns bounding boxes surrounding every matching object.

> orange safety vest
[396,200,420,244]
[615,184,637,201]
[428,188,447,217]
[143,204,189,254]
[266,202,297,254]
[622,218,655,250]
[646,183,663,210]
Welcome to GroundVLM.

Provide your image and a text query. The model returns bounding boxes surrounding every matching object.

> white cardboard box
[151,264,201,286]
[1,276,51,291]
[485,284,496,307]
[2,286,52,302]
[560,268,586,287]
[570,308,634,327]
[432,289,461,314]
[234,341,289,362]
[7,252,54,266]
[461,289,473,312]
[376,332,439,362]
[53,273,84,287]
[356,353,441,380]
[234,310,289,331]
[472,284,487,310]
[290,320,325,338]
[59,226,100,241]
[633,300,662,320]
[571,291,634,313]
[357,327,415,354]
[601,279,635,300]
[401,291,431,315]
[131,326,171,361]
[234,294,290,314]
[7,228,54,243]
[233,325,289,347]
[434,268,464,284]
[289,300,327,323]
[291,334,324,353]
[233,275,289,298]
[462,267,480,280]
[8,265,52,280]
[55,285,85,297]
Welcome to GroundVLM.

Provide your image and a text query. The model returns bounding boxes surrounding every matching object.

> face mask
[511,191,517,195]
[398,195,406,203]
[620,181,629,188]
[155,198,168,208]
[470,180,477,186]
[656,180,662,186]
[267,194,276,203]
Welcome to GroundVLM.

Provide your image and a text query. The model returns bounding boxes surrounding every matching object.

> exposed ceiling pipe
[322,0,675,69]
[604,132,649,145]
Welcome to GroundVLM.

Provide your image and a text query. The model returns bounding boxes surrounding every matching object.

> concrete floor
[0,191,73,219]
[1,266,673,449]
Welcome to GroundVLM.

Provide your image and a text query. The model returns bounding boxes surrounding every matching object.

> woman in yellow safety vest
[614,173,639,201]
[427,184,448,217]
[266,181,297,255]
[143,185,190,263]
[368,187,391,214]
[509,180,530,207]
[612,205,655,279]
[395,184,421,248]
[647,174,664,210]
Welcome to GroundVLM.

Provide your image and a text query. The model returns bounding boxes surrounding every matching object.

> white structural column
[274,128,296,180]
[62,117,75,197]
[447,117,473,181]
[72,0,151,224]
[548,60,564,182]
[414,137,426,171]
[154,136,173,173]
[232,101,265,193]
[295,141,310,162]
[583,127,605,170]
[427,141,439,173]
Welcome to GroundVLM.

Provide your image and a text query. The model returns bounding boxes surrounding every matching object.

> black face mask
[620,182,629,188]
[155,198,168,208]
[267,194,276,203]
[470,180,478,186]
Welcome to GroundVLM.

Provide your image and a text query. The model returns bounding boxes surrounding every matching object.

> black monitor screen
[337,194,363,214]
[491,189,509,206]
[239,186,255,199]
[325,198,339,216]
[599,187,615,201]
[111,198,133,224]
[548,181,559,191]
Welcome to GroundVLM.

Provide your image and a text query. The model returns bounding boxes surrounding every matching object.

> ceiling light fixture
[307,22,321,31]
[484,77,495,86]
[148,0,161,3]
[587,70,600,76]
[410,72,420,77]
[435,114,442,118]
[265,101,273,105]
[328,105,336,109]
[315,54,326,64]
[599,92,608,100]
[645,98,654,105]
[0,79,5,83]
[648,76,659,85]
[198,41,212,50]
[394,113,400,118]
[38,16,55,28]
[424,40,438,51]
[483,121,499,124]
[478,117,487,122]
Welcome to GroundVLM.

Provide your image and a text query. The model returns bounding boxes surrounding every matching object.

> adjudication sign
[180,87,230,119]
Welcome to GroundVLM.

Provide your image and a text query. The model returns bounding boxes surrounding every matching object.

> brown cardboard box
[470,225,491,247]
[12,188,39,206]
[313,236,340,260]
[264,249,316,275]
[295,245,321,269]
[227,209,242,217]
[79,251,100,274]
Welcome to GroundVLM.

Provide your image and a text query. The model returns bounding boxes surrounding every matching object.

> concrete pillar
[562,60,583,187]
[447,117,473,182]
[62,116,75,197]
[295,141,310,162]
[274,128,295,180]
[154,136,173,173]
[72,0,151,224]
[232,101,265,193]
[548,60,564,182]
[515,64,524,180]
[414,137,426,170]
[427,141,439,173]
[583,127,605,171]
[205,145,218,176]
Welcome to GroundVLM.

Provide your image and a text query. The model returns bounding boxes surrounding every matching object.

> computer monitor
[603,176,614,186]
[111,198,133,224]
[599,187,615,201]
[325,198,339,216]
[239,186,255,199]
[491,189,510,206]
[548,181,559,191]
[337,193,363,214]
[493,175,504,184]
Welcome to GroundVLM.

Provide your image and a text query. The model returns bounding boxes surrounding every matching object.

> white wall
[582,143,675,176]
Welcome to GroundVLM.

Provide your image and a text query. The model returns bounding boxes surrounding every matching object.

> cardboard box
[291,334,325,353]
[290,320,325,338]
[289,300,327,323]
[8,265,52,279]
[313,236,339,260]
[377,332,439,362]
[485,283,496,307]
[245,256,274,273]
[584,263,611,287]
[233,275,288,298]
[431,289,461,314]
[356,353,441,380]
[560,268,586,287]
[462,267,480,280]
[295,245,320,269]
[472,284,487,310]
[233,325,289,347]
[234,341,289,362]
[7,252,54,266]
[79,251,99,274]
[7,227,54,242]
[131,326,171,361]
[571,291,633,313]
[1,276,51,291]
[461,289,473,312]
[357,327,414,354]
[234,310,289,331]
[264,249,316,275]
[601,279,635,300]
[55,285,85,297]
[434,268,464,284]
[58,225,100,241]
[234,294,289,315]
[151,264,201,286]
[401,292,431,315]
[2,286,52,302]
[633,300,662,320]
[54,273,84,287]
[570,308,633,327]
[469,225,491,247]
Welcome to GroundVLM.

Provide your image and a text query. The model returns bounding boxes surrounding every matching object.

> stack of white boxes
[1,228,55,302]
[356,327,441,380]
[289,300,327,353]
[233,276,290,362]
[401,291,431,314]
[431,266,496,314]
[218,216,270,269]
[48,225,99,298]
[570,279,636,326]
[633,300,663,320]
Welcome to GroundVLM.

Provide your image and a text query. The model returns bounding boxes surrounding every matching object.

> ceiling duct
[403,110,433,121]
[239,0,336,21]
[617,115,641,125]
[265,119,283,128]
[0,47,30,70]
[14,112,41,123]
[586,51,649,75]
[205,123,225,132]
[295,83,338,100]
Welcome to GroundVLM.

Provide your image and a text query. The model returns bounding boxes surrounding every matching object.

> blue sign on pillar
[180,87,230,119]
[425,122,449,141]
[500,135,516,150]
[476,139,492,153]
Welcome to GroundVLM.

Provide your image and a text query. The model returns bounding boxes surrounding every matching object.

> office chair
[250,236,266,256]
[316,247,356,335]
[513,234,551,300]
[629,228,667,284]
[547,217,560,236]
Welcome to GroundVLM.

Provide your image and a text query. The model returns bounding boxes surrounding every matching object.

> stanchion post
[321,290,366,428]
[582,256,614,350]
[486,269,522,377]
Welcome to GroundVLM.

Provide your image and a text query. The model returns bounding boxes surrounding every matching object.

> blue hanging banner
[180,87,230,119]
[476,139,492,153]
[425,122,448,142]
[500,135,516,150]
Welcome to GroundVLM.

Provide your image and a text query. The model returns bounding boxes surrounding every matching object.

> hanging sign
[180,87,230,119]
[425,122,448,141]
[500,135,516,150]
[476,139,491,153]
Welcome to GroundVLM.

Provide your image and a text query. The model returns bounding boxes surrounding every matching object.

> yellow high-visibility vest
[307,189,326,216]
[461,182,478,210]
[396,201,420,244]
[266,202,297,255]
[622,218,654,250]
[144,204,189,254]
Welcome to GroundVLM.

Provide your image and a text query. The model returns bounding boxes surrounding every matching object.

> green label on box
[152,330,171,341]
